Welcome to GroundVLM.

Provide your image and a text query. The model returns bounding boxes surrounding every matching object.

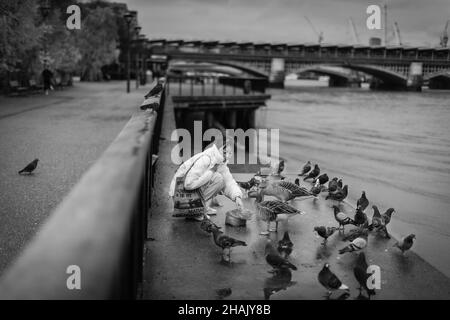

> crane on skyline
[304,16,323,45]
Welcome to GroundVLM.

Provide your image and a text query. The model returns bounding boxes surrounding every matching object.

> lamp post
[123,12,134,93]
[134,25,141,89]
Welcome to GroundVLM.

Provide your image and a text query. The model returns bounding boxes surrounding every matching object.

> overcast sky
[115,0,449,47]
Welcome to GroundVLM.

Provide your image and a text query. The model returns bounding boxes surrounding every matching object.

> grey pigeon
[327,177,338,192]
[303,164,320,181]
[265,241,297,271]
[332,205,354,231]
[277,231,293,258]
[211,226,246,261]
[354,252,376,299]
[326,185,348,202]
[314,226,337,245]
[318,263,349,298]
[144,82,163,98]
[313,173,329,185]
[339,230,368,254]
[394,234,415,254]
[18,158,39,175]
[357,191,369,212]
[299,161,311,176]
[353,207,368,226]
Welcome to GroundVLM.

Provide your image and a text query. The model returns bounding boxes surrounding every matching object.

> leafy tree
[76,6,118,81]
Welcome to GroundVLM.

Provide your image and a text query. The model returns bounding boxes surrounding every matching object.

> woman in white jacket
[169,142,243,219]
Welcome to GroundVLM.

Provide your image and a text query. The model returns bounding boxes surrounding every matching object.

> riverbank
[143,93,450,300]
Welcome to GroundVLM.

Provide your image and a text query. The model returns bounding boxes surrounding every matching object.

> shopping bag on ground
[172,176,206,218]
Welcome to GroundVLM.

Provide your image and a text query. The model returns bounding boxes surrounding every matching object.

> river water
[261,81,450,278]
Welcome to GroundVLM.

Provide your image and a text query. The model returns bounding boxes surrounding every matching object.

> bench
[28,79,44,94]
[8,80,29,96]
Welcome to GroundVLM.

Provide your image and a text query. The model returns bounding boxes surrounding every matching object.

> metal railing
[166,75,268,96]
[0,84,166,299]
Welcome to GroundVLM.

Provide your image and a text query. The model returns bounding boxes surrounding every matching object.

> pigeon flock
[198,159,417,300]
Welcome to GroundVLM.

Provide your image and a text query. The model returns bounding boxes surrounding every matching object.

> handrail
[0,84,166,299]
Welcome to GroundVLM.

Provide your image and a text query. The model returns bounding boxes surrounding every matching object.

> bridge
[148,39,450,90]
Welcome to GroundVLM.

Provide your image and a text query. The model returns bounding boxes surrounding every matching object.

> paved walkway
[0,81,150,275]
[143,97,450,300]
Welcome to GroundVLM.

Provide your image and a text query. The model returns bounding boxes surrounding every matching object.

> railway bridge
[148,39,450,90]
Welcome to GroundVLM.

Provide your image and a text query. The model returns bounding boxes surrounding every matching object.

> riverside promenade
[143,93,450,300]
[0,81,150,275]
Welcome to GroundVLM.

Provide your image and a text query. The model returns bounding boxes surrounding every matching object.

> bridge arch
[288,64,357,86]
[424,70,450,89]
[169,58,269,78]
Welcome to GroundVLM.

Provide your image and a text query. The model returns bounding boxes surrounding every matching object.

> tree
[75,6,118,81]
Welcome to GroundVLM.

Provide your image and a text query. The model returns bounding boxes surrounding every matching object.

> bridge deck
[142,95,450,300]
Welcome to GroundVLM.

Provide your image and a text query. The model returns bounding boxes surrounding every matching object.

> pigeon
[313,173,329,186]
[144,81,163,98]
[277,231,293,258]
[258,179,313,202]
[327,177,338,193]
[18,158,39,175]
[353,207,368,227]
[353,252,376,299]
[274,159,285,175]
[368,205,390,238]
[310,180,322,196]
[237,176,258,191]
[265,241,297,271]
[394,234,415,254]
[326,185,348,202]
[357,191,369,212]
[337,179,343,189]
[332,205,355,231]
[343,223,369,242]
[299,161,311,176]
[339,230,368,254]
[303,164,320,181]
[211,226,247,261]
[382,208,395,226]
[318,263,349,298]
[200,219,221,233]
[255,192,305,234]
[314,226,337,245]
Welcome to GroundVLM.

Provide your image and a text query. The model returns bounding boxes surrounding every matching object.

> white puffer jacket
[168,144,243,201]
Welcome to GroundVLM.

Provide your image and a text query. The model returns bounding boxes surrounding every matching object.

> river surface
[261,82,450,278]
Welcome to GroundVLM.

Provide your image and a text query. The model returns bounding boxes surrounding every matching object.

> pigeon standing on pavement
[369,205,391,238]
[326,185,348,202]
[357,191,369,212]
[313,173,329,185]
[318,263,349,298]
[353,207,368,227]
[303,164,320,181]
[277,231,294,258]
[353,252,376,299]
[211,225,247,262]
[337,179,343,189]
[18,159,39,175]
[310,180,322,196]
[314,226,337,245]
[265,241,297,271]
[299,161,311,176]
[327,177,338,193]
[339,230,368,254]
[332,205,354,231]
[394,234,416,254]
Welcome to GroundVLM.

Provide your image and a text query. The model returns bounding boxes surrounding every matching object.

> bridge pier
[268,58,285,88]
